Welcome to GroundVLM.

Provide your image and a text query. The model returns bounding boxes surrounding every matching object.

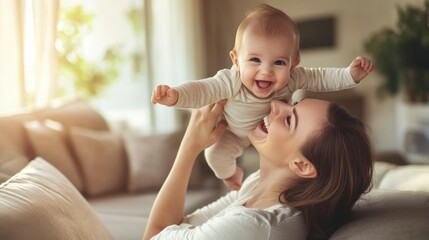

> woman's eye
[250,57,261,63]
[274,60,286,65]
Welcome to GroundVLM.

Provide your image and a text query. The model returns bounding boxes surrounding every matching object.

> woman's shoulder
[229,204,304,226]
[220,205,307,240]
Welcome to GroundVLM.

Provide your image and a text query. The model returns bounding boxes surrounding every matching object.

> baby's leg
[205,130,249,187]
[223,166,244,191]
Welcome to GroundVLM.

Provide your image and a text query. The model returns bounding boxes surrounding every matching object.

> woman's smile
[262,116,270,133]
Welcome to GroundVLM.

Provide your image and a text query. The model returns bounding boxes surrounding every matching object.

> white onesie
[173,66,356,179]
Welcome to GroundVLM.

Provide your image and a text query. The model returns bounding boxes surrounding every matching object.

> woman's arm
[143,101,227,240]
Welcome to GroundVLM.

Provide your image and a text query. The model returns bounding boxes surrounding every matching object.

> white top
[174,67,356,137]
[151,171,308,240]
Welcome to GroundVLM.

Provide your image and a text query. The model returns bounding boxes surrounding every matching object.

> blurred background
[0,0,428,163]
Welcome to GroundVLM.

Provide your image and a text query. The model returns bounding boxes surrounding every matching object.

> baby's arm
[151,85,178,106]
[151,69,237,108]
[290,56,374,92]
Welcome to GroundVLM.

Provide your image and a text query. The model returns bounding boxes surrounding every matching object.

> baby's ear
[289,157,317,179]
[292,58,300,69]
[229,50,240,71]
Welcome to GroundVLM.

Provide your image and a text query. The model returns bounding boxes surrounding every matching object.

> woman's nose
[270,99,291,114]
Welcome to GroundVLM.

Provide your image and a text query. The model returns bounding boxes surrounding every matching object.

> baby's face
[232,28,298,99]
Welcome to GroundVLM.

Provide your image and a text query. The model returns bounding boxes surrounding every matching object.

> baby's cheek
[240,73,254,87]
[275,78,290,90]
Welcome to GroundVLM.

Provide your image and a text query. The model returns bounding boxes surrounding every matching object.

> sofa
[0,100,428,240]
[0,100,222,239]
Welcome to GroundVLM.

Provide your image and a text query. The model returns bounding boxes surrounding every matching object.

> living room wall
[64,0,426,157]
[201,0,425,155]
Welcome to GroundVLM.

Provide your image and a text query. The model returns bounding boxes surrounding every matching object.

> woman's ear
[289,157,317,179]
[230,50,240,71]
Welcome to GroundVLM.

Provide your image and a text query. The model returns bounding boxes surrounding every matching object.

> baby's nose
[261,64,274,75]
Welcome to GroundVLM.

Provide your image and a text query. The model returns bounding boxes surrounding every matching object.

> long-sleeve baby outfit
[173,66,357,179]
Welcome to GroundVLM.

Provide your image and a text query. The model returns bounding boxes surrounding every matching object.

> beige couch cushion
[0,155,29,183]
[69,127,127,197]
[372,161,397,188]
[378,165,429,191]
[330,189,429,240]
[123,131,209,193]
[0,100,110,185]
[24,120,84,191]
[0,112,34,184]
[123,131,180,192]
[0,112,35,157]
[34,100,109,131]
[0,158,113,240]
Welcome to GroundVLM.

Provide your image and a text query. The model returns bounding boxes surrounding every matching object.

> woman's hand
[143,100,227,240]
[181,100,228,155]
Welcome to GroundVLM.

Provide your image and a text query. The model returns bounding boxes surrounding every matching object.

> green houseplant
[56,5,123,99]
[364,0,429,103]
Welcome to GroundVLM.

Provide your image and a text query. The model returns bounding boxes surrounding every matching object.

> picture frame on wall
[297,16,336,50]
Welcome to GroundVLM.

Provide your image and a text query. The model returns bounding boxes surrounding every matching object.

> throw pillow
[0,158,113,240]
[69,127,127,197]
[24,120,84,191]
[372,161,397,188]
[123,130,203,193]
[378,165,429,191]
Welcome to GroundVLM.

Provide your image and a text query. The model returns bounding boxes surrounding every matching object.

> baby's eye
[250,57,261,63]
[274,60,286,65]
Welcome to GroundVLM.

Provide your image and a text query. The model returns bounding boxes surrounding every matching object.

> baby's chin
[248,88,275,99]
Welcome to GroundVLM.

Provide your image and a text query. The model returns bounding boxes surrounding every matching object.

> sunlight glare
[24,0,36,94]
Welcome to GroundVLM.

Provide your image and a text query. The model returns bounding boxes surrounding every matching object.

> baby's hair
[232,4,301,61]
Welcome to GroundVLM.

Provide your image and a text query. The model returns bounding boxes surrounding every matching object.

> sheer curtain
[0,0,25,112]
[0,0,59,113]
[31,0,60,107]
[145,0,206,133]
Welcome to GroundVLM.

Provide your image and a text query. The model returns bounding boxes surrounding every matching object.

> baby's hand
[223,167,244,191]
[349,56,375,83]
[151,85,178,106]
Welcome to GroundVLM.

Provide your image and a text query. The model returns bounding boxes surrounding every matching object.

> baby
[151,4,374,190]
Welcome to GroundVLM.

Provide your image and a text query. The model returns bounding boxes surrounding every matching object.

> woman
[143,98,373,240]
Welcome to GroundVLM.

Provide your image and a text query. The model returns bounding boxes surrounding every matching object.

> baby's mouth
[256,80,272,89]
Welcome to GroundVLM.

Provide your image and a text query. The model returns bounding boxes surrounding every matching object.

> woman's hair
[232,4,300,61]
[281,103,374,240]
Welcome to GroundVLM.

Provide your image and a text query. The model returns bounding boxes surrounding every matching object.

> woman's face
[248,99,329,167]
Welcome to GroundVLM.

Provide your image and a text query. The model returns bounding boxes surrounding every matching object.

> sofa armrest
[330,189,429,240]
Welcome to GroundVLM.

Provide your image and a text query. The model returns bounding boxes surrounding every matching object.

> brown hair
[281,103,373,240]
[232,4,301,61]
